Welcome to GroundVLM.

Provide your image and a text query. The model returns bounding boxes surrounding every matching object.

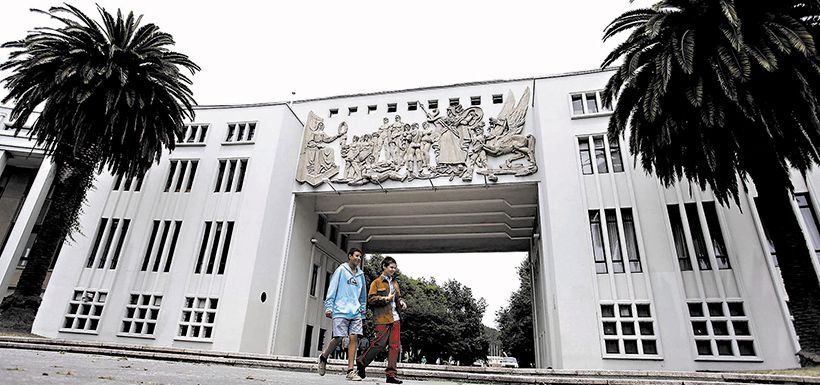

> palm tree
[0,4,199,331]
[601,0,820,360]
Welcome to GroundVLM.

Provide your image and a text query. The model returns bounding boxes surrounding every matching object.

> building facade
[0,68,817,370]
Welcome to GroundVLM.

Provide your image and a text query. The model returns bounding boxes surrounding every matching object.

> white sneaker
[345,369,363,381]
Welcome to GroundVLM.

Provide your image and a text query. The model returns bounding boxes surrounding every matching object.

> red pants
[357,321,400,378]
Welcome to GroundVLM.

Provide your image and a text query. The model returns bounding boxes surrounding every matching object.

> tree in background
[496,258,535,367]
[0,4,198,331]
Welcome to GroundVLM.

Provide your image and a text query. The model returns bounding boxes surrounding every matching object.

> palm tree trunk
[751,170,820,361]
[0,147,98,332]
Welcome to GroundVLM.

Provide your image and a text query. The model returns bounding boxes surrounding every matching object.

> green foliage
[496,258,535,368]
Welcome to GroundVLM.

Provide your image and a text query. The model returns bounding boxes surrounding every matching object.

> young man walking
[318,248,366,381]
[357,256,407,384]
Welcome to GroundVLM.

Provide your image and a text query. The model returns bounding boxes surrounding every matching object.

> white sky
[0,0,642,106]
[388,252,527,328]
[0,1,641,328]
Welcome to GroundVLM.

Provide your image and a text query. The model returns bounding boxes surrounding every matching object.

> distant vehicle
[472,359,485,367]
[501,357,519,368]
[486,356,503,367]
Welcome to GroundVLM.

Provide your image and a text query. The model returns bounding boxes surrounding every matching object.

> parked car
[501,357,519,368]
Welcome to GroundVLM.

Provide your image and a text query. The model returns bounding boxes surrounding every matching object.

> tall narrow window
[226,124,236,142]
[206,222,223,274]
[589,210,607,274]
[668,205,692,271]
[622,209,642,273]
[579,138,593,175]
[97,219,119,268]
[593,136,608,174]
[214,160,226,192]
[217,222,234,274]
[585,92,599,114]
[606,209,625,273]
[225,160,237,191]
[703,202,730,269]
[185,161,198,192]
[609,137,624,173]
[685,203,712,270]
[309,264,319,297]
[236,160,248,192]
[571,94,584,115]
[86,218,109,268]
[754,198,778,266]
[796,193,820,264]
[174,161,188,192]
[198,125,209,142]
[194,222,213,274]
[303,324,314,357]
[109,219,130,270]
[152,220,171,272]
[141,221,160,271]
[164,161,178,192]
[164,221,183,272]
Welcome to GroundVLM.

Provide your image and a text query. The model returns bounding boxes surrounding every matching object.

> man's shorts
[332,317,363,337]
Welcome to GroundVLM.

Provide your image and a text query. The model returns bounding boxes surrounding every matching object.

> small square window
[716,340,733,356]
[727,302,745,316]
[428,100,438,109]
[639,321,654,336]
[623,340,638,354]
[407,101,418,111]
[492,94,503,104]
[619,304,633,317]
[621,322,635,335]
[712,321,729,335]
[367,105,377,114]
[732,320,750,336]
[387,103,397,113]
[600,305,615,318]
[348,107,358,115]
[329,109,338,117]
[605,339,620,354]
[449,98,459,107]
[696,340,713,355]
[707,302,724,317]
[603,322,617,335]
[692,321,708,336]
[642,340,658,354]
[738,340,755,356]
[470,96,481,105]
[635,304,651,318]
[688,303,704,317]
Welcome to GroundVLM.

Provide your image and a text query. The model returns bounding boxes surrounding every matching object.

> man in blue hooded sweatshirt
[318,247,366,381]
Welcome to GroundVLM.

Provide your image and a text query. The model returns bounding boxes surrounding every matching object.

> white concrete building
[1,68,817,370]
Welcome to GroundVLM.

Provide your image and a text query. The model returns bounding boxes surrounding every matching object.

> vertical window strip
[198,125,209,142]
[134,175,143,191]
[579,138,593,175]
[109,219,130,270]
[86,218,109,268]
[667,205,692,271]
[684,203,712,270]
[593,136,608,174]
[585,92,599,114]
[589,210,608,274]
[186,125,197,142]
[226,124,236,142]
[164,160,178,192]
[236,160,247,192]
[236,124,246,142]
[206,222,223,274]
[703,202,731,269]
[152,221,171,272]
[796,193,820,261]
[186,161,198,192]
[123,175,133,191]
[609,137,624,173]
[309,264,319,296]
[113,174,124,191]
[225,160,237,192]
[217,221,234,274]
[605,209,625,273]
[141,221,160,271]
[164,221,182,272]
[97,219,120,269]
[174,161,189,192]
[621,209,642,273]
[571,94,584,115]
[214,160,226,192]
[194,221,212,274]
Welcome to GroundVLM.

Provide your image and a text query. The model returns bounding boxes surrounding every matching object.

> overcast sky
[0,1,641,328]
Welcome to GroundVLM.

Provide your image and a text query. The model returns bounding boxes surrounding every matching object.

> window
[177,124,209,145]
[590,209,641,275]
[317,215,327,236]
[703,203,730,269]
[600,302,658,356]
[62,289,107,333]
[470,96,481,105]
[112,173,144,192]
[120,294,162,337]
[570,90,611,117]
[214,159,248,192]
[667,206,693,270]
[323,271,332,299]
[309,264,319,297]
[492,94,503,104]
[428,100,438,110]
[140,220,182,273]
[668,203,727,271]
[193,221,235,275]
[796,193,820,264]
[609,137,624,172]
[605,209,625,273]
[318,328,327,351]
[685,203,712,270]
[85,218,131,270]
[593,136,608,174]
[578,138,593,175]
[688,301,756,358]
[753,198,779,266]
[329,108,338,117]
[407,101,418,111]
[303,324,314,357]
[164,160,198,193]
[622,208,642,273]
[224,122,257,143]
[177,296,218,341]
[367,105,377,114]
[449,98,460,107]
[330,225,339,245]
[348,107,358,115]
[387,103,397,113]
[589,211,607,274]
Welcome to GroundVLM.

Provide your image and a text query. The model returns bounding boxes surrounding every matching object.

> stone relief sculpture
[295,88,536,187]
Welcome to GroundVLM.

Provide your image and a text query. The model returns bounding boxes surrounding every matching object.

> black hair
[348,247,363,257]
[381,256,397,268]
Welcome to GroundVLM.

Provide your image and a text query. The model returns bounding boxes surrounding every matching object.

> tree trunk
[0,147,98,332]
[751,170,820,362]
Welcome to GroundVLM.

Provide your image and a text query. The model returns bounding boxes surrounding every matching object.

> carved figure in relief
[478,87,537,181]
[419,122,437,173]
[296,112,347,187]
[375,117,391,163]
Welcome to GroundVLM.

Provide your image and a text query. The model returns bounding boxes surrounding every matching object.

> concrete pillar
[0,158,55,295]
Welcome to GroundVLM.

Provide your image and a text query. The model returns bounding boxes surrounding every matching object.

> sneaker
[356,362,367,379]
[346,369,363,381]
[317,355,327,376]
[386,377,403,384]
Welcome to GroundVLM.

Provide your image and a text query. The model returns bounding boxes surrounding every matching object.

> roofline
[194,66,617,109]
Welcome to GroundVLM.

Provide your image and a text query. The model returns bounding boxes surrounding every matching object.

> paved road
[0,348,468,385]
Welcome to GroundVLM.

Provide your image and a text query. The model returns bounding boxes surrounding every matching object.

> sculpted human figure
[307,121,346,174]
[419,122,437,173]
[388,115,405,166]
[376,117,391,163]
[405,123,424,176]
[339,135,360,181]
